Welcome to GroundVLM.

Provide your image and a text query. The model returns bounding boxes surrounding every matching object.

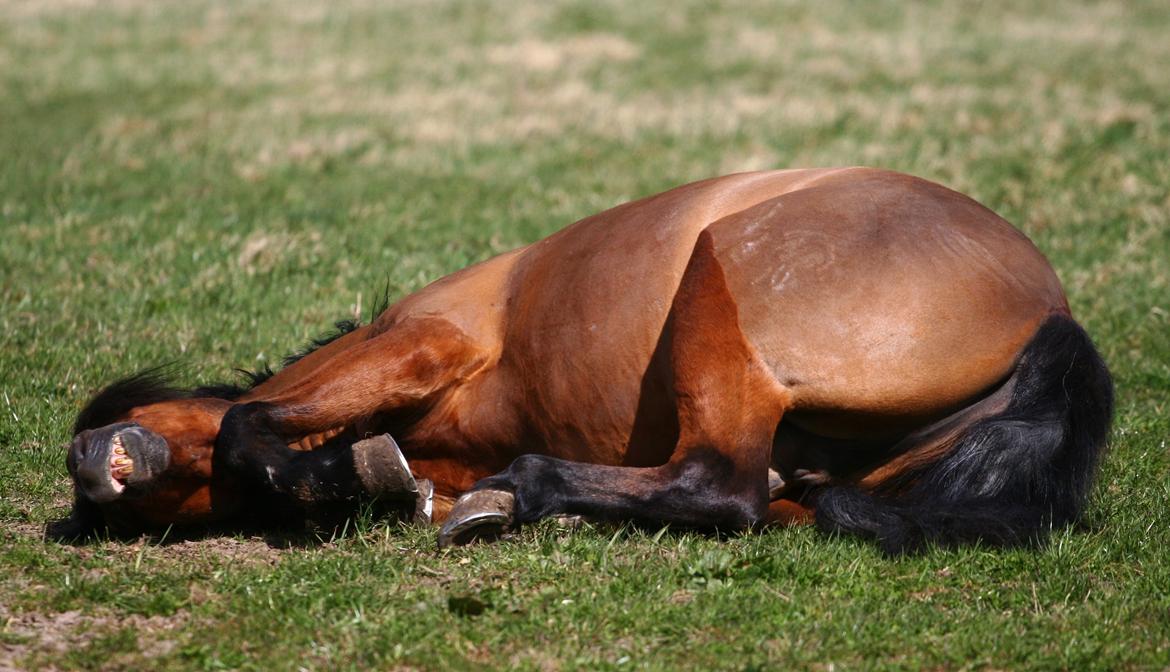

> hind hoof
[793,468,832,486]
[412,479,435,525]
[352,434,418,500]
[437,489,515,548]
[767,468,786,498]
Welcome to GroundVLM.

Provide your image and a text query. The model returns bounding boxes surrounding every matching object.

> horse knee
[216,402,262,469]
[214,401,286,482]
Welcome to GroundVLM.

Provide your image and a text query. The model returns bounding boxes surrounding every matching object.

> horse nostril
[67,436,88,471]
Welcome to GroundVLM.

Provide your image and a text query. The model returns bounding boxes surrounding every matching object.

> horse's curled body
[57,168,1113,554]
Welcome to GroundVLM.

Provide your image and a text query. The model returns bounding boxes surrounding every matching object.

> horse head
[51,370,240,539]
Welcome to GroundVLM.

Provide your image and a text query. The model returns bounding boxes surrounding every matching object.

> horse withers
[51,168,1113,554]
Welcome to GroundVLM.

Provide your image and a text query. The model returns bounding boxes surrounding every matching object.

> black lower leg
[473,450,767,531]
[215,402,363,503]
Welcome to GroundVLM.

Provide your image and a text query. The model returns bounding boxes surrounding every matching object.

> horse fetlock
[437,489,516,548]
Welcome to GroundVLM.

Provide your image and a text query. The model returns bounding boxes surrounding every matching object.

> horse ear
[44,489,106,543]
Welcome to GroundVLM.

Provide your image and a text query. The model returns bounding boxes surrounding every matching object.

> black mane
[74,285,394,434]
[73,367,190,434]
[280,319,361,368]
[73,364,279,435]
[184,317,363,402]
[190,364,276,401]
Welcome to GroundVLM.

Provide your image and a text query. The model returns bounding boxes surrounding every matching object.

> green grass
[2,0,1169,669]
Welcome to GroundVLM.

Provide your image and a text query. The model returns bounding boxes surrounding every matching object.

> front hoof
[437,489,515,548]
[352,434,418,500]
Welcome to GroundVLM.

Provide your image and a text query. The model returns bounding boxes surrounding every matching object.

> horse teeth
[110,449,135,482]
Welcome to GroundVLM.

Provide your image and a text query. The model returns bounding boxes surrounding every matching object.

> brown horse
[51,168,1113,554]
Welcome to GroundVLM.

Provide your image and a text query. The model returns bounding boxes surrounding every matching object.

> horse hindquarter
[816,314,1113,553]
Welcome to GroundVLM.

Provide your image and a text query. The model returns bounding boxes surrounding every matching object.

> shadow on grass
[42,497,420,550]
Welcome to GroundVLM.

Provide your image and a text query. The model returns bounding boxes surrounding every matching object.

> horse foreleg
[441,231,791,545]
[214,317,486,510]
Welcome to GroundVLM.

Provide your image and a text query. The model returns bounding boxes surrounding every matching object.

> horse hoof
[437,489,515,548]
[793,468,831,486]
[767,468,786,499]
[352,434,418,500]
[413,479,434,525]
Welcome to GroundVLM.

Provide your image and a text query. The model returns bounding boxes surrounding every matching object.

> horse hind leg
[816,313,1114,554]
[440,231,792,545]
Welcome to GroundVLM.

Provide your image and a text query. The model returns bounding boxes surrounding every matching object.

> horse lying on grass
[50,167,1114,554]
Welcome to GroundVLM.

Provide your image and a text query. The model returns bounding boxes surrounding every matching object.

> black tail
[815,314,1114,554]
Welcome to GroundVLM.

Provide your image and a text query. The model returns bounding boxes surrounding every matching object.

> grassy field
[2,0,1169,669]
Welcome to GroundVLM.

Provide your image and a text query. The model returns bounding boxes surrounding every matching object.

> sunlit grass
[1,0,1168,669]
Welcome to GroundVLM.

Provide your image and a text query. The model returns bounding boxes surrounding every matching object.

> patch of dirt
[3,522,49,543]
[0,605,188,671]
[1,518,293,669]
[7,515,290,574]
[154,536,287,566]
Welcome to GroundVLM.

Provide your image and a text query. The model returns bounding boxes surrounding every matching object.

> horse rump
[815,313,1114,554]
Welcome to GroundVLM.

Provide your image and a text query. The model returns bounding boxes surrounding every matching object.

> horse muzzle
[69,422,171,503]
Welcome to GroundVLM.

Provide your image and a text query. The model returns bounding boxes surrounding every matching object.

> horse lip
[73,433,124,503]
[114,425,171,485]
[72,423,171,502]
